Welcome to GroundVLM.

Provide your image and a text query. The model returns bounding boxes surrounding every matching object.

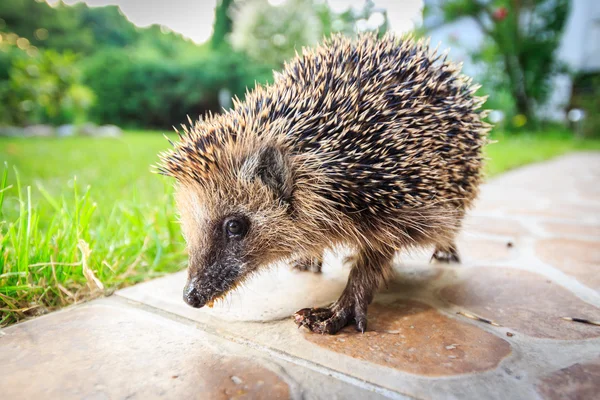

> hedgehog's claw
[293,302,366,334]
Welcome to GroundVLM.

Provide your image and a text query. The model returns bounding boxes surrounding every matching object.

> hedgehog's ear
[242,146,292,203]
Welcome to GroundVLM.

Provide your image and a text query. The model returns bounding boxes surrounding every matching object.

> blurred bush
[0,46,94,125]
[83,49,274,128]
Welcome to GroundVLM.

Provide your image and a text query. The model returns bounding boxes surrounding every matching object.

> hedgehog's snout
[183,263,241,309]
[183,279,207,308]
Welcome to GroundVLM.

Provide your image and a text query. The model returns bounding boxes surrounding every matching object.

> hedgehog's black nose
[183,281,206,308]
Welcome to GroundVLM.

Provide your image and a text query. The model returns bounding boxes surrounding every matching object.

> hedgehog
[156,33,490,335]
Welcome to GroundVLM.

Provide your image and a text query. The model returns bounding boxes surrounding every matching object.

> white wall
[559,0,600,72]
[542,0,600,119]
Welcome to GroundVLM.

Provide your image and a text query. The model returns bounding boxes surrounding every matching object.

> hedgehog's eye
[224,217,248,239]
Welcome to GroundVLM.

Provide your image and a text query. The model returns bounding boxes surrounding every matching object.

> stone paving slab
[475,153,600,224]
[2,153,600,399]
[0,297,390,400]
[117,264,600,399]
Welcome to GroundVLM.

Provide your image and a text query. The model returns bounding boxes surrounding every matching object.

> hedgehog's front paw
[293,301,367,334]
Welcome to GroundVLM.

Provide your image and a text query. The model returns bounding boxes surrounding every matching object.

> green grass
[1,129,599,326]
[0,131,186,326]
[485,130,600,176]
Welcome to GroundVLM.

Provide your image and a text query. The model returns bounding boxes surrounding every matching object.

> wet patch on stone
[536,359,600,400]
[441,268,600,339]
[203,358,290,400]
[302,300,511,376]
[536,238,600,291]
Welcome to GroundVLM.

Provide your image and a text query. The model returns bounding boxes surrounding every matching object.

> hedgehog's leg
[294,245,394,334]
[431,243,460,263]
[291,254,322,273]
[431,209,463,264]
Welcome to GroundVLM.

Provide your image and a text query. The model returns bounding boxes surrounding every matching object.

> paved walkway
[1,153,600,400]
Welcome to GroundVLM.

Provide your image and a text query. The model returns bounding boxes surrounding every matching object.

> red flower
[493,7,508,21]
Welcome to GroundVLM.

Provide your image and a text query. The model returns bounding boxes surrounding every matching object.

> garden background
[1,0,599,326]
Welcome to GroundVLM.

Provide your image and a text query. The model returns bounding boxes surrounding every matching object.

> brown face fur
[178,145,308,308]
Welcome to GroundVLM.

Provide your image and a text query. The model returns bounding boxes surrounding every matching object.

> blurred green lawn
[485,131,600,175]
[1,129,599,326]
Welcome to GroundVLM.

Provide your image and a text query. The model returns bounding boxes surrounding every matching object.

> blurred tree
[77,4,139,49]
[314,1,354,37]
[0,0,197,56]
[426,0,571,125]
[352,0,390,37]
[211,0,234,49]
[230,0,322,66]
[0,0,95,53]
[228,0,389,67]
[316,0,390,37]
